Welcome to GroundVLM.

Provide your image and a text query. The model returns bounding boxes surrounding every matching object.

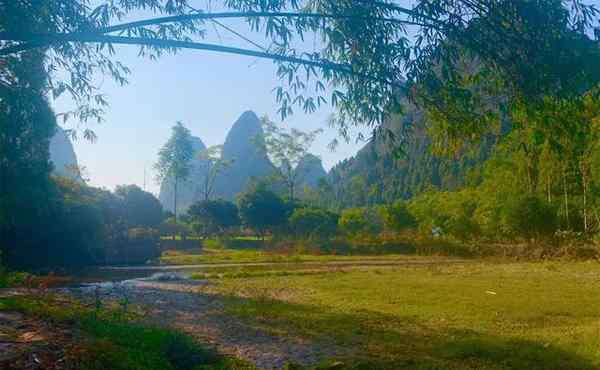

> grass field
[158,236,454,266]
[201,260,600,369]
[160,247,438,265]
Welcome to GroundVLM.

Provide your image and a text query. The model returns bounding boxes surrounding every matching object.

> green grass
[205,261,600,369]
[159,235,475,266]
[159,239,446,265]
[0,295,256,370]
[161,248,441,265]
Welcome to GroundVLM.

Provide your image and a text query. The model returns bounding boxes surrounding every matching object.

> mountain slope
[49,126,80,180]
[297,153,327,189]
[324,104,498,207]
[212,111,274,200]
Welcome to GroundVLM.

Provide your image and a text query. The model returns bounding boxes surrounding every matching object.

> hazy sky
[51,9,368,196]
[51,0,598,195]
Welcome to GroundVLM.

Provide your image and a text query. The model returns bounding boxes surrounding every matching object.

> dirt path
[0,290,74,370]
[65,279,342,369]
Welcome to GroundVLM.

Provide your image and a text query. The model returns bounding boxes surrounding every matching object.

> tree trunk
[546,173,551,203]
[581,160,589,233]
[173,176,178,240]
[562,165,570,229]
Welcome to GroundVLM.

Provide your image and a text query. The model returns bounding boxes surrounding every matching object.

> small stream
[65,258,468,289]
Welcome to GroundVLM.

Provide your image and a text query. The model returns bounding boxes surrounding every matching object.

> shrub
[382,200,417,233]
[288,208,338,240]
[504,195,558,241]
[338,207,383,239]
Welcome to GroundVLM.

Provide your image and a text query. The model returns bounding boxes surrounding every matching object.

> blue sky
[51,0,599,195]
[52,13,366,195]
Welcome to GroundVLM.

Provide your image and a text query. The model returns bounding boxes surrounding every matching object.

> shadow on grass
[72,279,596,370]
[213,294,596,370]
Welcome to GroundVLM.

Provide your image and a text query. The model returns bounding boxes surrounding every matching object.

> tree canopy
[2,0,598,141]
[237,184,288,236]
[115,184,164,229]
[261,116,322,201]
[188,199,240,237]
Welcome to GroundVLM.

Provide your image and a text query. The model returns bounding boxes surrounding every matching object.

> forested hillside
[320,102,501,209]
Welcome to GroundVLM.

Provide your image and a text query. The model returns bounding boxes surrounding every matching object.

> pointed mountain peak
[238,110,260,123]
[297,153,327,188]
[190,136,206,153]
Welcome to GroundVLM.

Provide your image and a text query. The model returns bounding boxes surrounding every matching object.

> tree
[195,145,233,201]
[2,0,598,140]
[261,116,322,201]
[115,184,164,229]
[237,184,288,238]
[188,200,240,238]
[289,208,338,240]
[338,207,383,239]
[0,48,58,269]
[154,122,194,224]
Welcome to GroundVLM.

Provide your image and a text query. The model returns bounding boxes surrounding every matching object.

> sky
[51,7,368,196]
[51,0,599,195]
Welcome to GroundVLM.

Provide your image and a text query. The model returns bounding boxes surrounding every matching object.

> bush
[504,195,558,241]
[382,200,417,233]
[187,200,240,237]
[288,208,338,240]
[338,207,383,239]
[105,228,161,265]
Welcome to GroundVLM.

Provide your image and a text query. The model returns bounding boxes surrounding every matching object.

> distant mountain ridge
[158,110,327,213]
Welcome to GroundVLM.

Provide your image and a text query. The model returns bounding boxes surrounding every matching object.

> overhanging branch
[101,11,434,34]
[0,33,401,86]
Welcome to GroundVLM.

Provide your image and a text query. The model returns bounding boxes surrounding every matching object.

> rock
[145,272,186,282]
[49,126,80,180]
[213,111,274,200]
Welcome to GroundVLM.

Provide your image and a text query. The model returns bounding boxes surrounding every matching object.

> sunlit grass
[160,247,438,266]
[206,261,600,369]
